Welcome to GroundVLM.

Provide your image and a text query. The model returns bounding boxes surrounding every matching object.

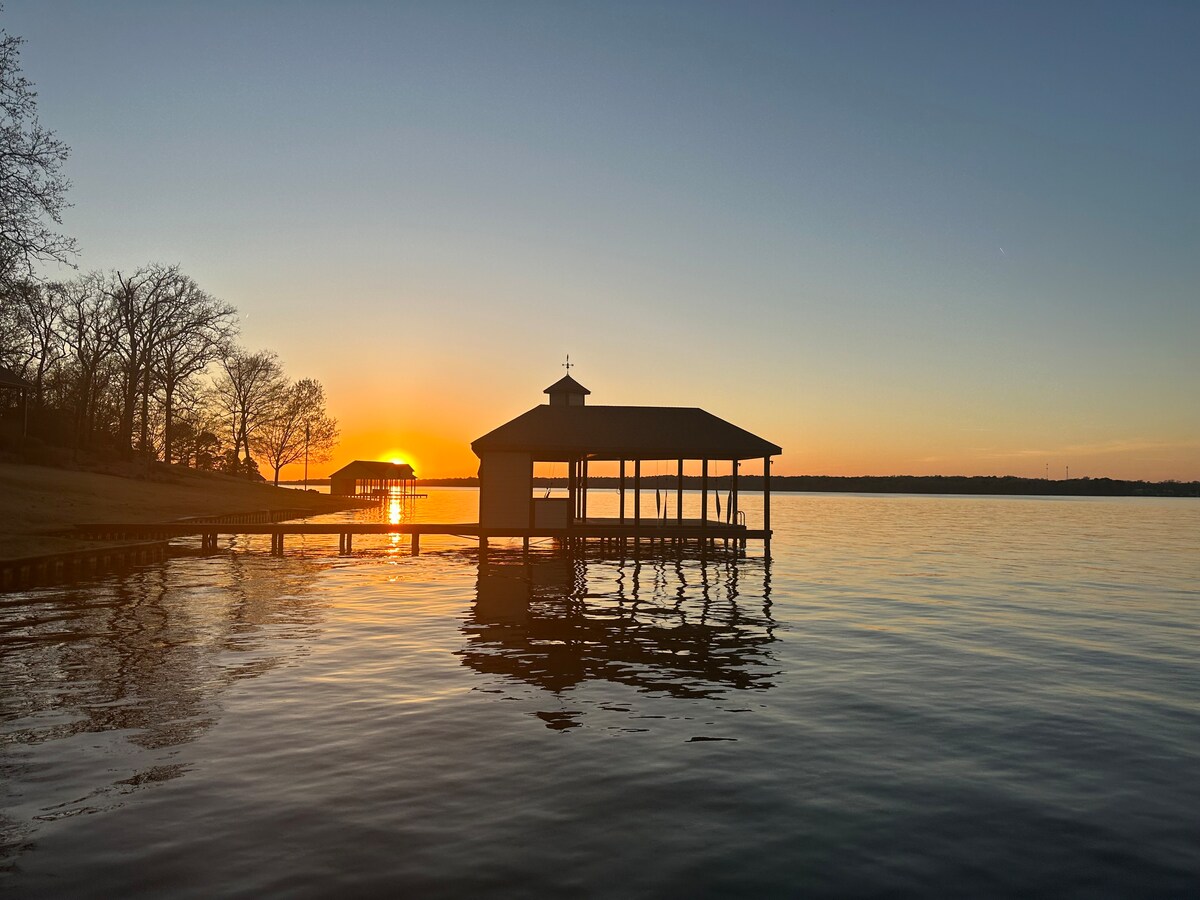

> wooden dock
[73,519,768,556]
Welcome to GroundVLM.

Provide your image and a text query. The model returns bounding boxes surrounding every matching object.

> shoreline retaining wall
[0,541,170,593]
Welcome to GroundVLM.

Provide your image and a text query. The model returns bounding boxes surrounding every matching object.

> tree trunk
[162,377,175,464]
[118,375,138,455]
[139,367,152,455]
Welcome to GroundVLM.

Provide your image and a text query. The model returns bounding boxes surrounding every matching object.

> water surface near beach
[2,491,1199,897]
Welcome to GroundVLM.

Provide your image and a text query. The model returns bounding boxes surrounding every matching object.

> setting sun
[380,451,418,473]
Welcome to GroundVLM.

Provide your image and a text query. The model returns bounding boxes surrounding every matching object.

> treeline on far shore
[406,475,1200,497]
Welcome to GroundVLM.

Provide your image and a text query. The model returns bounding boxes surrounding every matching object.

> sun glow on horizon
[381,450,417,471]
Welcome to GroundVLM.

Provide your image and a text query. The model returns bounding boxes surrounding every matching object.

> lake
[2,490,1198,897]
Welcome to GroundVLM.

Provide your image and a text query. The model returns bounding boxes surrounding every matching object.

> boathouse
[471,375,781,551]
[329,460,417,498]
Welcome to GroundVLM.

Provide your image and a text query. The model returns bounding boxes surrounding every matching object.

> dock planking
[73,520,767,557]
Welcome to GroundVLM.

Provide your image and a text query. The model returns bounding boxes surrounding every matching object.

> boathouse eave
[471,404,782,461]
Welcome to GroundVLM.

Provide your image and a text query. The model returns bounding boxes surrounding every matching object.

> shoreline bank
[0,461,369,564]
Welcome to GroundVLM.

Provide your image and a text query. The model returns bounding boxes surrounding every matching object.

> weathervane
[562,354,573,373]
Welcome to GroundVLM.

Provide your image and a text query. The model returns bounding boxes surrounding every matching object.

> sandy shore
[0,461,359,560]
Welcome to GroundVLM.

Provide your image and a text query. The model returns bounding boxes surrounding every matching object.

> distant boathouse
[329,460,418,499]
[471,375,781,553]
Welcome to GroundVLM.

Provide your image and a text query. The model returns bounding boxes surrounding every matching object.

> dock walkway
[74,519,767,556]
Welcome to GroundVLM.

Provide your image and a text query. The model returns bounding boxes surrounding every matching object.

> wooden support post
[763,455,772,559]
[411,533,420,556]
[576,458,585,520]
[732,459,739,525]
[634,460,642,533]
[619,460,626,522]
[701,459,708,531]
[677,459,684,523]
[568,458,577,523]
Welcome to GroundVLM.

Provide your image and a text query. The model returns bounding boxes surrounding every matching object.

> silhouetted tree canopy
[0,20,75,287]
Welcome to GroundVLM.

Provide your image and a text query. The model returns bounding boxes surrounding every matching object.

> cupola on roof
[544,374,590,407]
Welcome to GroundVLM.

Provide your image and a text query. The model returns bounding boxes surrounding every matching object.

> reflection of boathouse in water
[460,552,776,706]
[471,375,781,555]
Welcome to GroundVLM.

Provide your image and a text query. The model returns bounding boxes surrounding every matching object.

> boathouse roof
[329,460,416,480]
[472,405,781,461]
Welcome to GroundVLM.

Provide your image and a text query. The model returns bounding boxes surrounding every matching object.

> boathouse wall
[479,451,533,528]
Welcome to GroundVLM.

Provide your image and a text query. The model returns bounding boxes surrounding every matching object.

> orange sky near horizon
[275,366,1199,484]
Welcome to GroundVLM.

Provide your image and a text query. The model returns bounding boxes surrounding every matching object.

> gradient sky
[7,1,1198,480]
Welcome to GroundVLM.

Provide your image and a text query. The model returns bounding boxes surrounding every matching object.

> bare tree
[0,281,24,368]
[0,23,75,287]
[6,279,65,407]
[106,263,180,455]
[168,375,223,468]
[55,273,117,449]
[253,378,339,485]
[153,276,236,463]
[211,347,286,472]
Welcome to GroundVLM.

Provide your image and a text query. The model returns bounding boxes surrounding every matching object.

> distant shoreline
[285,474,1200,498]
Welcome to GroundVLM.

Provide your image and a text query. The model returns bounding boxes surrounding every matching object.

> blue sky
[6,1,1198,478]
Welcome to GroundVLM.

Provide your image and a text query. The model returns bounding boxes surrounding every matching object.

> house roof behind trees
[0,367,33,390]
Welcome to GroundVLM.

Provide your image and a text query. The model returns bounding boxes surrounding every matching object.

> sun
[381,449,416,470]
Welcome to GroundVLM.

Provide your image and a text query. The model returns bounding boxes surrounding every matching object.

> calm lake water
[2,490,1199,897]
